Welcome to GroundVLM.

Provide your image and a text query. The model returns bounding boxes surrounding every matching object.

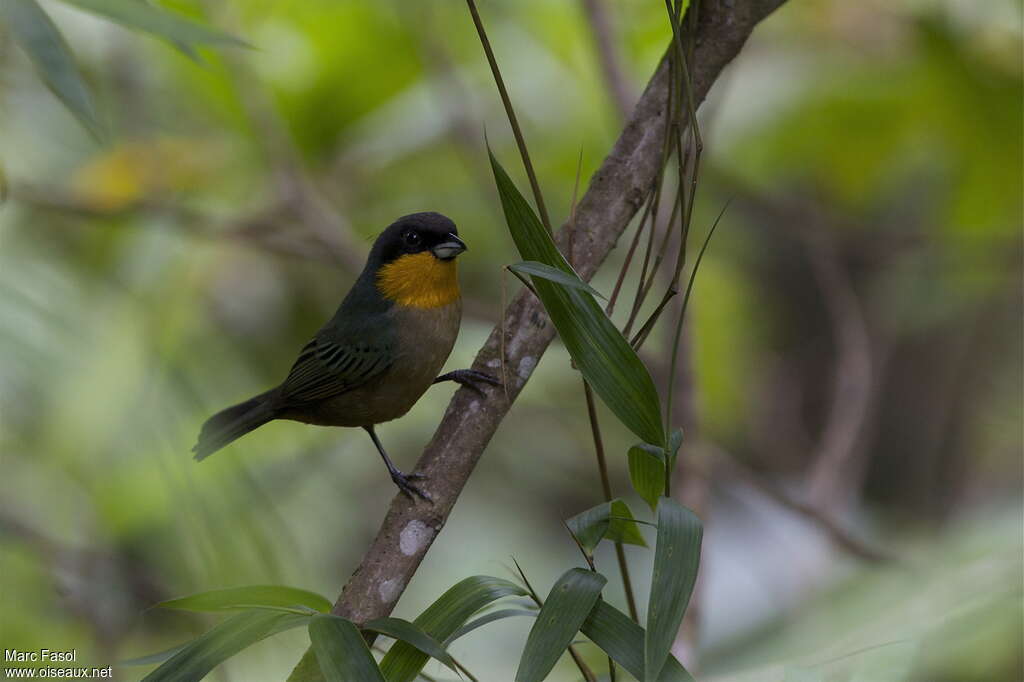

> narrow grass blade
[379,576,527,682]
[1,0,101,138]
[489,149,666,447]
[629,444,666,512]
[445,609,537,645]
[581,600,694,682]
[363,617,458,674]
[515,568,607,682]
[56,0,248,48]
[156,585,331,614]
[645,498,702,682]
[309,615,385,682]
[141,610,309,681]
[508,261,606,299]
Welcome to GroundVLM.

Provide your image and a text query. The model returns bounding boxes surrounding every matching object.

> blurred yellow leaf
[70,137,221,211]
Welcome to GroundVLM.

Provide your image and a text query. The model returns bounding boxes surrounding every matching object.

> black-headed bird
[193,212,497,500]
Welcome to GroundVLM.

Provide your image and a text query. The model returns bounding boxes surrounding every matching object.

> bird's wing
[279,334,392,404]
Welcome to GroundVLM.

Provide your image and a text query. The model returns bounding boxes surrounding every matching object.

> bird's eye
[403,231,422,247]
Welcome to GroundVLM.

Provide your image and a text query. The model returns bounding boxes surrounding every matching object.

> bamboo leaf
[667,427,684,472]
[309,615,385,682]
[363,617,458,675]
[1,0,101,138]
[55,0,248,48]
[606,499,648,547]
[141,610,309,681]
[567,499,647,555]
[379,575,527,682]
[156,585,332,614]
[629,444,666,512]
[645,498,703,682]
[581,600,694,682]
[516,568,607,682]
[119,644,187,667]
[489,149,666,447]
[445,608,537,645]
[508,261,606,299]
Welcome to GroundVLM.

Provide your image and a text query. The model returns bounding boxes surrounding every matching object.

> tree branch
[289,1,788,677]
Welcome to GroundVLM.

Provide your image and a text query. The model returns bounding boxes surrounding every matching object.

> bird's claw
[392,470,431,502]
[451,369,502,396]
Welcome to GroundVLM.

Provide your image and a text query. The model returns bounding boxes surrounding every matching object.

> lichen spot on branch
[399,520,435,556]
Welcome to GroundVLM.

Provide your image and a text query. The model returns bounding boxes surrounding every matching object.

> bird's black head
[369,212,466,266]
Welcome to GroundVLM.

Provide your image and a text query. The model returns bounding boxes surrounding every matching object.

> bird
[192,211,499,500]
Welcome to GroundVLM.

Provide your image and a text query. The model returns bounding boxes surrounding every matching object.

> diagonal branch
[288,1,788,677]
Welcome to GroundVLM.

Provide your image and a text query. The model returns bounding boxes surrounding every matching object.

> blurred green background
[1,0,1021,680]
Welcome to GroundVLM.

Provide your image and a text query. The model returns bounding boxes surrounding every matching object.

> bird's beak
[432,233,467,260]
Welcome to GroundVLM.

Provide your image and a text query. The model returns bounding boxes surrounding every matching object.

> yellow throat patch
[377,252,460,308]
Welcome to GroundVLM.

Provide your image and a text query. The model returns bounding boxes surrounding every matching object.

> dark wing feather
[279,336,391,404]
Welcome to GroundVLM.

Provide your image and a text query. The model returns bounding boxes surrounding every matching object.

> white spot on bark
[468,400,480,412]
[400,520,434,556]
[486,358,501,369]
[518,356,537,378]
[378,579,401,603]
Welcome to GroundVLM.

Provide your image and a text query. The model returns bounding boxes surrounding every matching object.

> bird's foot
[437,369,502,396]
[391,470,431,502]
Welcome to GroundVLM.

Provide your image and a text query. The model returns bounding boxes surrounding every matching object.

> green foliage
[507,261,607,299]
[308,615,384,682]
[629,444,668,512]
[362,617,459,675]
[581,600,694,681]
[0,0,100,137]
[566,499,648,555]
[489,148,667,447]
[645,498,702,682]
[141,610,309,682]
[2,0,244,137]
[156,585,331,614]
[57,0,247,50]
[378,576,528,682]
[515,568,607,682]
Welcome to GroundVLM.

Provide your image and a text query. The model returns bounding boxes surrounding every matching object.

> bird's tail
[193,391,277,461]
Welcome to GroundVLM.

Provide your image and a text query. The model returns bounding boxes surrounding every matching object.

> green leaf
[567,499,648,555]
[156,585,332,614]
[141,610,309,681]
[379,575,527,682]
[362,617,458,675]
[119,644,187,667]
[645,498,703,682]
[581,600,694,682]
[445,608,537,645]
[515,568,607,682]
[309,615,385,682]
[606,499,648,547]
[508,261,607,299]
[1,0,101,138]
[629,444,667,512]
[667,428,684,471]
[55,0,248,49]
[489,149,666,447]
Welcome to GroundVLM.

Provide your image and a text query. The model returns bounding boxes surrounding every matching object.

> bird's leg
[363,426,430,502]
[432,369,502,396]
